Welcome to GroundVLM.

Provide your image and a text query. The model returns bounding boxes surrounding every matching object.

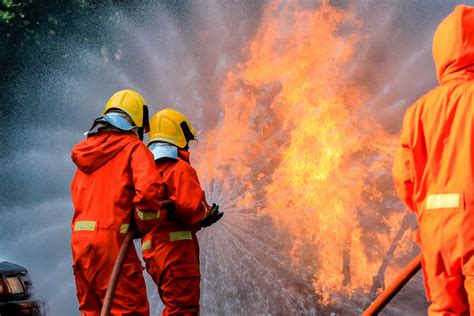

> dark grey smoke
[1,1,472,314]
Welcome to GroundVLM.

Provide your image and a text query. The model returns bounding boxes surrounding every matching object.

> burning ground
[1,0,473,314]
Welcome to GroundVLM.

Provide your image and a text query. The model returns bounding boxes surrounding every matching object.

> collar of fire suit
[178,149,190,162]
[148,142,178,160]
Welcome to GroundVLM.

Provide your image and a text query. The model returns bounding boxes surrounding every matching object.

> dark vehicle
[0,261,44,316]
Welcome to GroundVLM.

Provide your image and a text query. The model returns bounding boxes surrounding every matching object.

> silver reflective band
[426,193,460,210]
[148,142,178,160]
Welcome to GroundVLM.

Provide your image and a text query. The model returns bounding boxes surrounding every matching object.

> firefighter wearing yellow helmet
[148,108,197,149]
[71,89,166,315]
[139,108,223,315]
[87,89,150,140]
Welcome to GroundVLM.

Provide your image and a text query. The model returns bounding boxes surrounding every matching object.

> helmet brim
[97,113,135,131]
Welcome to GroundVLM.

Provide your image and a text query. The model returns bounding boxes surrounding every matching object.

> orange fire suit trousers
[72,230,149,316]
[142,230,200,315]
[418,198,474,315]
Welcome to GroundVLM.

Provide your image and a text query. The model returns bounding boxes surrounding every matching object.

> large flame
[195,0,415,307]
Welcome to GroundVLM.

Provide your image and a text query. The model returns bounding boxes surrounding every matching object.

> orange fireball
[194,0,415,306]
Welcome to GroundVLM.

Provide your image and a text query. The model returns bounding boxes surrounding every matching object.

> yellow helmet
[102,89,150,132]
[149,108,197,148]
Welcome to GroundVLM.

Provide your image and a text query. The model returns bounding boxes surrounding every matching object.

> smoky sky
[1,1,473,315]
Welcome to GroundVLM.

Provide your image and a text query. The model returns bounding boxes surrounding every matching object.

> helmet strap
[180,121,195,144]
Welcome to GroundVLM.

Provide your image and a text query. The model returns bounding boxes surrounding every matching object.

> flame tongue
[196,0,411,307]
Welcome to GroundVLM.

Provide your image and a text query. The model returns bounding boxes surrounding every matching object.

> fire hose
[100,200,173,316]
[363,254,422,315]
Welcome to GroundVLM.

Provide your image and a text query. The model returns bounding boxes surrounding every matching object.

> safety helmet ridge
[148,108,197,148]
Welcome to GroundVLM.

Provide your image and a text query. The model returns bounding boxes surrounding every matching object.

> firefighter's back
[409,79,474,314]
[70,131,149,315]
[416,80,474,203]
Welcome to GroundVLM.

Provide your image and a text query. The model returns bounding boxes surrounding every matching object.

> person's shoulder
[175,156,198,175]
[414,81,474,114]
[155,157,197,180]
[124,136,153,160]
[124,134,146,150]
[405,85,443,119]
[415,86,440,107]
[419,79,474,101]
[457,80,474,98]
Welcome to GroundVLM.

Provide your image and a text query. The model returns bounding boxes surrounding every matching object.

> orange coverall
[139,150,210,316]
[71,132,165,315]
[393,5,474,315]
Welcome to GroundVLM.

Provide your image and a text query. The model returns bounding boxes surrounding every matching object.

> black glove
[201,203,224,228]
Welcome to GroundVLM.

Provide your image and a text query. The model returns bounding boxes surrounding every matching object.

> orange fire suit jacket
[393,5,474,314]
[71,131,165,315]
[136,149,210,235]
[139,149,211,315]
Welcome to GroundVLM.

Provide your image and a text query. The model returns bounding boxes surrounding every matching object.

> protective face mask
[148,142,178,160]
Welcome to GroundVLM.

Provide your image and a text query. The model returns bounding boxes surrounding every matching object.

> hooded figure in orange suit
[393,5,474,315]
[137,108,224,316]
[70,90,166,315]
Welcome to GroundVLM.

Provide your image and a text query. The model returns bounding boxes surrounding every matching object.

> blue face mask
[148,142,178,160]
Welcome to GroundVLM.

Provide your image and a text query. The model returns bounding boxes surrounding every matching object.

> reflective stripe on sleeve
[119,224,129,234]
[74,220,96,231]
[142,239,151,251]
[136,208,160,221]
[426,193,460,210]
[170,231,192,242]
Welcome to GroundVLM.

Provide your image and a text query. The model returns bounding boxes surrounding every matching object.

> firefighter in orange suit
[393,5,474,315]
[71,90,166,315]
[138,108,223,315]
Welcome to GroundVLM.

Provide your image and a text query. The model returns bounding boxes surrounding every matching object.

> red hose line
[101,199,173,316]
[363,254,422,316]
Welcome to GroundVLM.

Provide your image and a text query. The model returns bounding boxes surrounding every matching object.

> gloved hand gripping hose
[201,203,224,227]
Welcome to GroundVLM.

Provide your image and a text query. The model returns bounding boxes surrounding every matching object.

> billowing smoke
[1,1,472,315]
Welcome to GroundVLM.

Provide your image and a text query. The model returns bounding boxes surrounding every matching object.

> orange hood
[71,132,137,173]
[433,5,474,84]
